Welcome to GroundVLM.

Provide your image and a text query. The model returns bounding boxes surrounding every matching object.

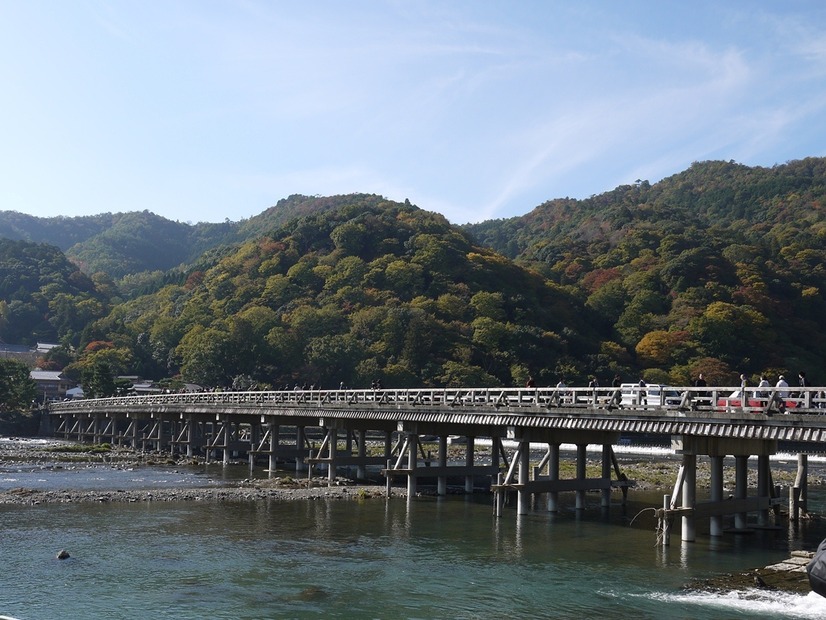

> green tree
[81,360,117,399]
[0,358,38,412]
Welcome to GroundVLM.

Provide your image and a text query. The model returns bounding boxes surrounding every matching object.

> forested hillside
[0,194,388,281]
[4,159,826,392]
[0,239,111,346]
[84,196,597,389]
[464,158,826,383]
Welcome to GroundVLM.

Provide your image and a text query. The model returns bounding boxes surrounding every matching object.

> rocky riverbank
[0,480,395,505]
[0,437,400,505]
[685,551,815,594]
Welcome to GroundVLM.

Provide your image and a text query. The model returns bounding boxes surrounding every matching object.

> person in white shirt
[776,375,789,399]
[758,375,770,398]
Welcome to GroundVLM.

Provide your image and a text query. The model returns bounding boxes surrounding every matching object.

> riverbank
[686,550,815,595]
[0,480,395,505]
[2,436,825,501]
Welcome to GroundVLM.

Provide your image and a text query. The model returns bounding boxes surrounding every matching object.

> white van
[620,383,682,407]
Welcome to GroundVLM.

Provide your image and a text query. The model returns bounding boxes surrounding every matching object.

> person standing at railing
[555,378,567,405]
[757,375,770,399]
[776,375,789,399]
[587,376,599,404]
[739,374,748,399]
[799,371,811,407]
[525,376,536,388]
[693,373,708,404]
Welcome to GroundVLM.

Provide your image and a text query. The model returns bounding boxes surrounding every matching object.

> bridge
[48,384,826,545]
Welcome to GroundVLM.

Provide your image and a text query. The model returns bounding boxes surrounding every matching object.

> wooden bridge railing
[48,385,826,416]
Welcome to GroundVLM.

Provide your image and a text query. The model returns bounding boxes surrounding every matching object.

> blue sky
[2,1,826,225]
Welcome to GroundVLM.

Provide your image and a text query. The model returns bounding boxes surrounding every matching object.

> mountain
[0,239,110,346]
[463,158,826,382]
[5,159,826,389]
[87,195,598,388]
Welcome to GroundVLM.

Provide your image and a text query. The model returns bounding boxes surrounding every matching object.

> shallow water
[2,490,826,619]
[2,439,826,619]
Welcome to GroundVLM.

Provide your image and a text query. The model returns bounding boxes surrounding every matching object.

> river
[2,442,826,619]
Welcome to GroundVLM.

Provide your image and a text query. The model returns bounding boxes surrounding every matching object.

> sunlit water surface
[2,443,826,619]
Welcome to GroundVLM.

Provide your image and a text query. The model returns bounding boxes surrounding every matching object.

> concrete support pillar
[158,416,167,453]
[757,454,771,526]
[220,419,228,465]
[465,436,475,494]
[547,443,560,513]
[709,455,724,536]
[437,435,448,496]
[797,453,809,514]
[295,426,306,473]
[601,444,612,508]
[248,423,259,471]
[186,417,194,458]
[384,431,393,461]
[93,415,101,444]
[268,422,278,473]
[356,430,367,480]
[327,427,338,484]
[681,454,696,542]
[575,443,587,510]
[407,433,417,498]
[517,441,531,515]
[734,455,748,530]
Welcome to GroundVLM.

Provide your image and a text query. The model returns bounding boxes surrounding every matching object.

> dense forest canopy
[0,239,111,346]
[2,159,826,392]
[463,158,826,384]
[87,196,597,389]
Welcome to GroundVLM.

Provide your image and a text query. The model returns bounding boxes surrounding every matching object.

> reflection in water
[1,483,826,619]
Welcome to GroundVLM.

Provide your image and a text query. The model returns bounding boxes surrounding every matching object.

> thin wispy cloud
[1,1,825,224]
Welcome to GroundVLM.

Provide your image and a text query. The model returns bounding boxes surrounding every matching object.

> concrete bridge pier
[601,445,612,508]
[672,436,777,540]
[795,454,809,518]
[222,417,231,465]
[575,443,587,510]
[185,417,199,456]
[326,427,338,484]
[437,435,448,496]
[757,454,771,526]
[130,417,139,450]
[734,455,748,530]
[407,432,418,498]
[248,423,259,471]
[681,454,696,542]
[546,443,560,513]
[267,422,279,473]
[356,429,367,480]
[517,439,531,515]
[709,455,724,536]
[296,426,307,473]
[92,414,101,444]
[491,436,501,471]
[465,436,475,494]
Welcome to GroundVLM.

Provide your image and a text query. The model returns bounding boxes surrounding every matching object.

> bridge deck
[49,386,826,444]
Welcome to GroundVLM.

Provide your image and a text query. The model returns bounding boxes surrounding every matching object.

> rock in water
[56,549,70,560]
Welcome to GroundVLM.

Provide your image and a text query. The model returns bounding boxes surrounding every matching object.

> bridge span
[49,385,826,545]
